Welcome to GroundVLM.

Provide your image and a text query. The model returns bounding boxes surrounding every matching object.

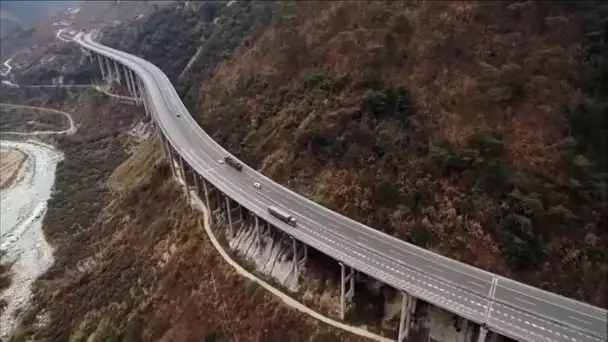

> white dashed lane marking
[469,280,485,288]
[427,265,444,273]
[515,297,537,306]
[568,316,592,325]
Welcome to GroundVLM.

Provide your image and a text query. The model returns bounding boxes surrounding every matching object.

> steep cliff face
[102,1,608,307]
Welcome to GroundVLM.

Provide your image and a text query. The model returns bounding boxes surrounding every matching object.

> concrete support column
[112,60,121,84]
[159,133,168,159]
[255,215,262,248]
[299,242,308,266]
[141,85,155,127]
[163,138,177,178]
[339,263,355,320]
[225,197,234,237]
[128,70,139,100]
[477,326,488,342]
[216,191,222,212]
[123,66,134,95]
[202,178,213,227]
[292,237,298,275]
[141,87,150,117]
[97,54,106,80]
[192,171,200,195]
[103,56,113,81]
[136,78,146,107]
[410,297,417,314]
[397,292,412,342]
[177,156,190,201]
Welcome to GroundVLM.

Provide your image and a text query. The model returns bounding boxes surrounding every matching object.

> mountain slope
[102,0,608,307]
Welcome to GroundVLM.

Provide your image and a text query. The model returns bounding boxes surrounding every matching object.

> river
[0,140,63,337]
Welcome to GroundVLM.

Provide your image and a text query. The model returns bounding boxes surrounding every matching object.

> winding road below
[0,103,76,136]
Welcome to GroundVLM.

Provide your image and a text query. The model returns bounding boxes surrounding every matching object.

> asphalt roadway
[74,32,607,342]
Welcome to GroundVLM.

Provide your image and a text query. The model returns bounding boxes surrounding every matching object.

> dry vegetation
[2,57,365,340]
[0,149,26,189]
[103,0,608,307]
[0,106,69,133]
[0,250,13,315]
[11,136,366,341]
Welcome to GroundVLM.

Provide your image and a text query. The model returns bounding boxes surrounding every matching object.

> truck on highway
[224,156,243,171]
[268,205,297,227]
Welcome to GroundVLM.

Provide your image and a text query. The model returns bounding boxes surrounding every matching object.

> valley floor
[0,140,62,337]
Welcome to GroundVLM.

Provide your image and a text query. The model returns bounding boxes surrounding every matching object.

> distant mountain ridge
[0,0,79,34]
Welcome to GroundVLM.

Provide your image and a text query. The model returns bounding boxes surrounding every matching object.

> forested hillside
[102,0,608,307]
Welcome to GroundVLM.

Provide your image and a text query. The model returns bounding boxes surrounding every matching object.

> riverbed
[0,139,62,337]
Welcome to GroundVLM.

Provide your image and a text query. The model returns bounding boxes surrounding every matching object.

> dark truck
[224,156,243,171]
[268,205,297,227]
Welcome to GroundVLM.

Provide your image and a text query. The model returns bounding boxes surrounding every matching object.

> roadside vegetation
[0,106,69,133]
[2,77,364,341]
[10,136,366,341]
[0,251,13,315]
[103,1,608,306]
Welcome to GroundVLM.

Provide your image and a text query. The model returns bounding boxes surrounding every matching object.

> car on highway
[253,182,261,189]
[224,156,243,171]
[268,205,296,227]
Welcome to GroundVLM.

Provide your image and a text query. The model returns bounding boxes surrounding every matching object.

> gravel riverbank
[0,140,62,337]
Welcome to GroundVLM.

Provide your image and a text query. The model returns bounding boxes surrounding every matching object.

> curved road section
[73,32,607,342]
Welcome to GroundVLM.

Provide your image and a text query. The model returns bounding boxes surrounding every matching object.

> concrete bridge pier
[397,292,413,341]
[177,155,190,201]
[239,205,245,225]
[138,77,145,107]
[397,292,419,342]
[259,219,272,243]
[128,70,140,103]
[182,162,198,196]
[227,201,242,227]
[339,262,355,319]
[298,241,308,268]
[113,60,122,85]
[159,133,169,159]
[85,48,93,64]
[96,54,106,80]
[215,190,223,214]
[477,325,488,342]
[255,215,263,249]
[103,56,114,82]
[162,138,177,178]
[141,86,151,120]
[201,177,214,227]
[291,237,299,275]
[133,77,143,106]
[225,197,234,238]
[97,54,107,81]
[122,65,134,96]
[192,171,200,196]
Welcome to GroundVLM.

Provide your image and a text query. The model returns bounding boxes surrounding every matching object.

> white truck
[268,205,297,227]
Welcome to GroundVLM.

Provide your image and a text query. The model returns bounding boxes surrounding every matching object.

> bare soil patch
[0,149,26,189]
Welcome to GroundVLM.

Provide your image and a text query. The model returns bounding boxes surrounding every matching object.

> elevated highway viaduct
[73,31,607,342]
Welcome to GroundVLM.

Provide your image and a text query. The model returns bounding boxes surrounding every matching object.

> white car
[218,159,224,164]
[253,182,261,189]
